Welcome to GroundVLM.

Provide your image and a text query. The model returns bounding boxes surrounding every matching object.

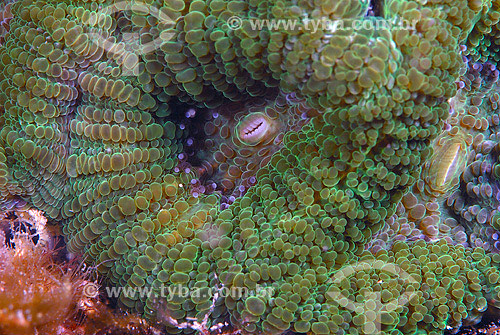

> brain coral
[2,0,500,334]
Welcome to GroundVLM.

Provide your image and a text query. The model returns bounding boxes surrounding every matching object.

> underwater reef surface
[4,0,500,334]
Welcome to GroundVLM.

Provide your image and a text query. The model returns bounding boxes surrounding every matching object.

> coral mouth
[236,112,276,146]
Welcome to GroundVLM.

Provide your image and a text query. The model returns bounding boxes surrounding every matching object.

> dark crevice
[1,211,39,248]
[367,0,384,17]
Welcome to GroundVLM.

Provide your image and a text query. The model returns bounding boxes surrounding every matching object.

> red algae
[0,209,162,335]
[0,225,78,334]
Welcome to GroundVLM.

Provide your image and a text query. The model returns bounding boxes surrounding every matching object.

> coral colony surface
[8,0,500,334]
